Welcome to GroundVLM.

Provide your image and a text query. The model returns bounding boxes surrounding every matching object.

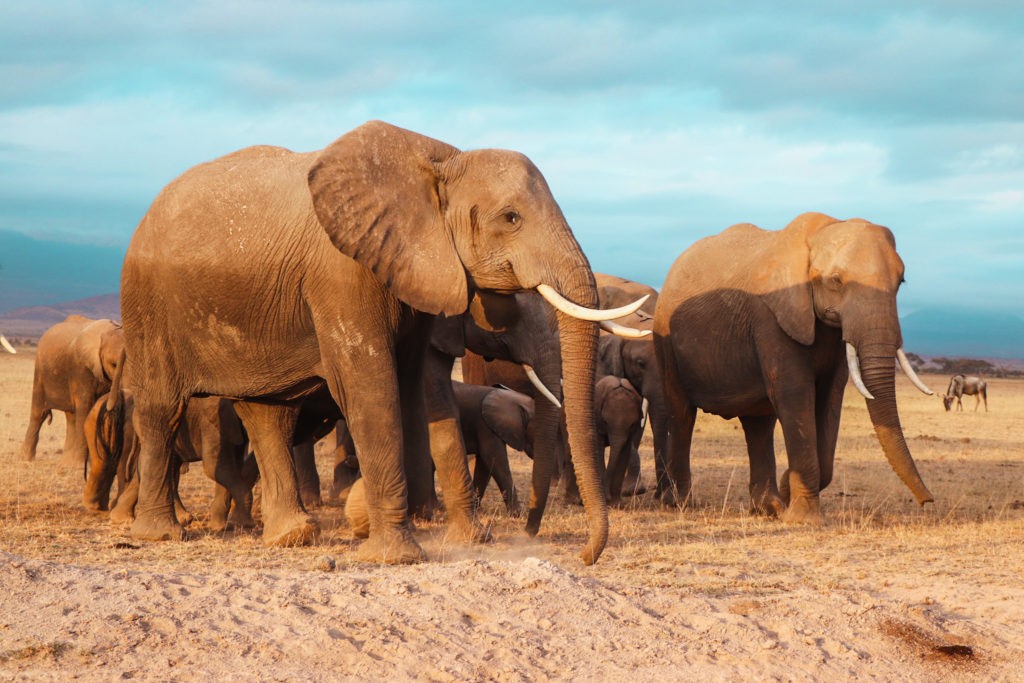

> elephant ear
[482,389,533,453]
[430,314,466,358]
[597,335,625,377]
[756,213,837,346]
[307,121,469,316]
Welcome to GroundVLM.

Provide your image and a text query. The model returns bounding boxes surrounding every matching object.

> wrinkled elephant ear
[307,120,469,316]
[758,212,838,346]
[482,389,533,454]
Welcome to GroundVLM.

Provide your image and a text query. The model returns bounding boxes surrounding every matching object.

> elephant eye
[830,273,843,287]
[504,210,520,225]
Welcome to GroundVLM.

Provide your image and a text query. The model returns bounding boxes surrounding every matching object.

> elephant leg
[19,369,48,461]
[110,474,139,525]
[60,388,94,468]
[662,397,696,509]
[649,408,670,498]
[129,396,188,542]
[773,381,823,525]
[329,420,360,501]
[232,401,318,547]
[292,440,323,509]
[561,449,582,506]
[478,436,520,516]
[815,366,847,493]
[739,415,784,516]
[83,403,118,512]
[171,461,194,527]
[421,347,487,544]
[621,429,647,497]
[322,352,425,564]
[200,436,254,531]
[605,436,630,507]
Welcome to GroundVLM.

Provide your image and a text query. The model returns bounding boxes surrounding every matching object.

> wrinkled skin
[84,389,255,532]
[654,212,934,521]
[121,121,607,565]
[454,380,535,515]
[20,316,124,467]
[595,274,668,501]
[594,375,644,506]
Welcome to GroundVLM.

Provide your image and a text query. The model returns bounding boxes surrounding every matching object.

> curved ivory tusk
[599,320,652,338]
[0,335,15,354]
[522,364,562,409]
[896,348,934,395]
[846,342,875,400]
[537,284,649,322]
[640,397,649,429]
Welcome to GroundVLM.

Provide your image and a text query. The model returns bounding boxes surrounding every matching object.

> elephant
[453,380,535,515]
[20,315,124,467]
[84,384,256,532]
[594,375,644,506]
[653,212,936,522]
[120,120,644,564]
[942,375,988,412]
[1,334,15,354]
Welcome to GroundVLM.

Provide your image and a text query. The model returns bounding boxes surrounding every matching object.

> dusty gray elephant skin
[942,375,988,412]
[594,375,644,506]
[20,316,124,467]
[453,380,535,515]
[121,120,620,565]
[654,212,935,523]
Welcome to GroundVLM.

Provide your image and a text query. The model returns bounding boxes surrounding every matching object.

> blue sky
[1,1,1022,316]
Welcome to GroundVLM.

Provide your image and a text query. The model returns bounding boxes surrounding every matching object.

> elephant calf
[453,380,535,515]
[83,390,256,532]
[594,375,645,505]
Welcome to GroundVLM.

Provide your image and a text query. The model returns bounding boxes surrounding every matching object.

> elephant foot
[109,502,135,525]
[130,512,186,542]
[227,506,256,529]
[781,496,825,525]
[57,451,85,468]
[445,516,493,545]
[175,508,195,528]
[18,446,36,462]
[355,528,426,565]
[622,476,648,497]
[659,487,680,508]
[300,488,323,509]
[262,512,319,547]
[749,484,786,517]
[82,494,109,513]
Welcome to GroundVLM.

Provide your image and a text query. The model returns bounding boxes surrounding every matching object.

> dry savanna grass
[1,348,1022,678]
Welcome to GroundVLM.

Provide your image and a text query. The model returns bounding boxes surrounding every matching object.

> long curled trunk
[856,340,933,504]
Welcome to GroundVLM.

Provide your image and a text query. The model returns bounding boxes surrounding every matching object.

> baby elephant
[454,381,535,515]
[595,375,645,505]
[83,390,255,531]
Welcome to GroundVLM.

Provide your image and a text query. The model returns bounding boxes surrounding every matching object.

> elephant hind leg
[657,344,696,508]
[130,397,189,542]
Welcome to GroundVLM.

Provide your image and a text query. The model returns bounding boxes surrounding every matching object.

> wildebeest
[942,375,988,412]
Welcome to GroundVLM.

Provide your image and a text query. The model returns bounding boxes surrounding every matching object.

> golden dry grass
[1,349,1022,597]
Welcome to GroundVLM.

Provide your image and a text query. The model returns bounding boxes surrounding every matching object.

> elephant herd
[12,120,939,566]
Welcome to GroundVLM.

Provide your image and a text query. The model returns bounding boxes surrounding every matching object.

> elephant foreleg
[477,436,520,516]
[773,384,823,525]
[232,401,317,547]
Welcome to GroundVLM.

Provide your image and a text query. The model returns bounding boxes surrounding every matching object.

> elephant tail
[43,409,53,426]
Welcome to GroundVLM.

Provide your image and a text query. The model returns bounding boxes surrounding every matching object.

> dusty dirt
[1,349,1022,681]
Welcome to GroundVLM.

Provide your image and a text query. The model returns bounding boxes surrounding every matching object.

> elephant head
[763,212,934,505]
[481,387,535,458]
[99,327,125,384]
[307,121,646,564]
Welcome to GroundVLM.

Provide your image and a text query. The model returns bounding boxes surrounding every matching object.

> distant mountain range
[0,293,121,338]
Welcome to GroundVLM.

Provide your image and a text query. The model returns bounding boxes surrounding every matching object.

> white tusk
[896,348,934,395]
[0,335,15,354]
[640,397,649,429]
[537,283,649,322]
[599,320,652,338]
[846,342,875,400]
[522,364,562,408]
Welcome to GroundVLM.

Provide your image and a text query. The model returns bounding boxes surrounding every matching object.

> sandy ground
[1,349,1022,681]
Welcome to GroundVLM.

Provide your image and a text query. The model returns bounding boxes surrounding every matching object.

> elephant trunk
[856,340,934,505]
[550,275,607,565]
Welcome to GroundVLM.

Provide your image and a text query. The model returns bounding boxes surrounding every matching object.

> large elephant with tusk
[120,120,645,565]
[653,212,934,522]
